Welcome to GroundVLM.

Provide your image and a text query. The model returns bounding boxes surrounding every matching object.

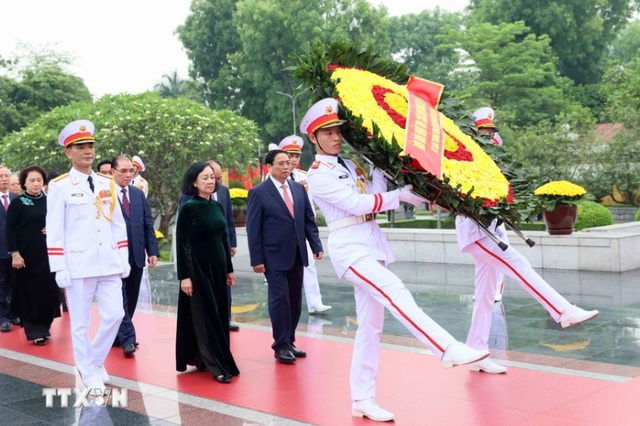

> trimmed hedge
[635,208,640,221]
[575,201,614,230]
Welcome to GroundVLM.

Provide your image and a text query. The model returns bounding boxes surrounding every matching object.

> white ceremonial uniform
[47,168,128,388]
[307,154,459,401]
[291,167,326,310]
[132,175,149,198]
[455,216,571,351]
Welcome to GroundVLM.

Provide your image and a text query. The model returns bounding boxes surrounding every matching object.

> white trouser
[342,257,457,401]
[66,275,124,387]
[303,240,324,309]
[464,238,571,351]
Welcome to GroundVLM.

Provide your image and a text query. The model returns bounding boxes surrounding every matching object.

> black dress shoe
[0,322,11,332]
[229,321,240,331]
[274,347,296,364]
[11,317,21,326]
[289,344,307,358]
[213,374,232,384]
[123,343,136,358]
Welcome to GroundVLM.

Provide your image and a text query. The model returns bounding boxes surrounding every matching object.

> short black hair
[110,155,129,170]
[265,149,288,166]
[181,162,214,197]
[19,165,48,190]
[97,159,112,171]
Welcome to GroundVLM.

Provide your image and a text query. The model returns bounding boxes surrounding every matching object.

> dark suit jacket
[121,185,159,268]
[246,178,322,271]
[0,192,19,260]
[178,184,236,248]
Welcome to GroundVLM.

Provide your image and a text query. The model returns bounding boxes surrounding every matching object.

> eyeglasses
[273,161,292,167]
[115,168,136,174]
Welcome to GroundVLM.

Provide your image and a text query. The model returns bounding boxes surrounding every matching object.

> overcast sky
[0,0,468,98]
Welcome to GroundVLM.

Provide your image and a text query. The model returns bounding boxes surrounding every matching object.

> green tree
[506,113,595,184]
[0,63,91,139]
[581,58,640,205]
[388,8,465,89]
[609,20,640,63]
[177,0,242,110]
[452,21,588,127]
[178,0,390,143]
[154,70,204,103]
[0,92,261,232]
[468,0,636,85]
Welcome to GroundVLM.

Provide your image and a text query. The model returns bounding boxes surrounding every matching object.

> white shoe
[469,358,507,374]
[560,305,599,328]
[441,341,489,369]
[309,304,332,314]
[352,399,395,422]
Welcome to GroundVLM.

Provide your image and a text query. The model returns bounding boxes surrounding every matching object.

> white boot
[441,341,489,368]
[469,358,507,374]
[560,305,599,328]
[352,399,395,422]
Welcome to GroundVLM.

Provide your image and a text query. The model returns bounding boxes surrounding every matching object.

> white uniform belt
[327,214,375,231]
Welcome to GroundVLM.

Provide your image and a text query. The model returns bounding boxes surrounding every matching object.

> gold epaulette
[51,173,69,182]
[97,172,113,179]
[296,168,308,175]
[310,161,321,169]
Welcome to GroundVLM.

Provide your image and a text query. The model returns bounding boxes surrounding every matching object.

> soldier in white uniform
[47,119,130,393]
[301,98,490,422]
[458,108,599,374]
[277,135,332,314]
[131,155,149,197]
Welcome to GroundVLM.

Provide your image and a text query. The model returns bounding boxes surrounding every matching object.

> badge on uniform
[339,175,349,179]
[71,193,84,197]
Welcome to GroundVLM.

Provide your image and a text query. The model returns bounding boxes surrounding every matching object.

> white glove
[122,262,131,279]
[398,185,427,206]
[55,270,71,288]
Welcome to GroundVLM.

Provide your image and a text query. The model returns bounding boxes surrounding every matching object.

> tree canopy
[388,8,464,89]
[178,0,390,143]
[467,0,637,85]
[0,92,260,232]
[0,55,91,140]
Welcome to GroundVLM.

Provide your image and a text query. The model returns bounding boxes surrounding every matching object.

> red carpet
[1,309,638,425]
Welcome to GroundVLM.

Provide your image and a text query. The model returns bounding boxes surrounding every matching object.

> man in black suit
[178,160,239,331]
[246,150,323,364]
[0,166,19,332]
[111,155,159,357]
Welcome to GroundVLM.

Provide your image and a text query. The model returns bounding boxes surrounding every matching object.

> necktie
[290,172,295,182]
[87,176,95,193]
[281,184,295,217]
[121,188,130,216]
[2,195,8,211]
[337,156,349,170]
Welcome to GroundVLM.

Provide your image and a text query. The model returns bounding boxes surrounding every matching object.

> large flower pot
[233,209,247,227]
[543,204,578,235]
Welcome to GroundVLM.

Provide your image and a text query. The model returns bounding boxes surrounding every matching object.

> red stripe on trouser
[475,241,561,315]
[348,266,445,354]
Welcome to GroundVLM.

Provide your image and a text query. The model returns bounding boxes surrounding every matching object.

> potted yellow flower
[229,188,249,227]
[534,180,587,235]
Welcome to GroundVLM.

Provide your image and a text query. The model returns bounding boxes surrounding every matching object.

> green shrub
[316,213,327,227]
[635,208,640,221]
[574,201,614,230]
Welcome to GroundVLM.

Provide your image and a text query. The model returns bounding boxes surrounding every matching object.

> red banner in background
[404,76,445,179]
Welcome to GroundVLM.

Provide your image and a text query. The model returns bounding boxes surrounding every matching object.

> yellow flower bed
[534,181,586,197]
[331,67,510,205]
[229,188,248,199]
